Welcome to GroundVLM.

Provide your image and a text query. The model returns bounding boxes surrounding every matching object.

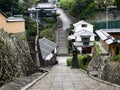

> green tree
[0,0,29,16]
[80,2,96,19]
[114,0,120,9]
[69,0,86,18]
[60,0,75,10]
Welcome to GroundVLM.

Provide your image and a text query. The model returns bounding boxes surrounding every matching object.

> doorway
[116,47,120,55]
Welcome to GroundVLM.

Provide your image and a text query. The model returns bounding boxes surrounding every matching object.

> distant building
[48,0,58,4]
[0,10,25,33]
[28,3,57,19]
[68,20,95,54]
[96,29,120,56]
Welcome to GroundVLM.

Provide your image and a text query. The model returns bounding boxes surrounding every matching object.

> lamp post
[106,5,116,29]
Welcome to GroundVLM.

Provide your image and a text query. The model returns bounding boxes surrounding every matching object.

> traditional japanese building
[96,29,120,56]
[28,2,57,19]
[68,20,95,54]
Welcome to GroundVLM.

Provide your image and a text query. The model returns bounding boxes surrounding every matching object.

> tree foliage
[114,0,120,9]
[60,0,95,19]
[0,0,29,16]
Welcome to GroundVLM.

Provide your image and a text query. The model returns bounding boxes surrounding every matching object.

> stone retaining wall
[87,55,120,85]
[0,30,36,86]
[102,62,120,85]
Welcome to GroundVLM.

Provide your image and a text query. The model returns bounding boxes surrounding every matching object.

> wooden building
[96,29,120,56]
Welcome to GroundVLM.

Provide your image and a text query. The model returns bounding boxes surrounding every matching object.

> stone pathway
[56,29,68,55]
[27,56,120,90]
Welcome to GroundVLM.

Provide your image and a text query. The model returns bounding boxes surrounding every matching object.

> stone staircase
[56,29,68,55]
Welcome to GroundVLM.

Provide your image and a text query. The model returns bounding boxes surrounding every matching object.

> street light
[106,5,116,29]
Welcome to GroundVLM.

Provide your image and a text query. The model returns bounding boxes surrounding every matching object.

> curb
[20,72,48,90]
[79,69,120,88]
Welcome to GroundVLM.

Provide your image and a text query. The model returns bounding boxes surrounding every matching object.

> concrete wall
[6,21,25,33]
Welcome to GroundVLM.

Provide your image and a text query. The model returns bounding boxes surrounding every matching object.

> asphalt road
[57,8,72,30]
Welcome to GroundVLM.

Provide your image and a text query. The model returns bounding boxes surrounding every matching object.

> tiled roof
[73,20,93,27]
[39,37,57,59]
[7,17,25,22]
[100,29,120,33]
[96,30,120,45]
[36,3,55,9]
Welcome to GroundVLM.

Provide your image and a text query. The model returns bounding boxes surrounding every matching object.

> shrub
[111,54,120,62]
[78,55,89,70]
[66,55,91,70]
[66,58,72,66]
[40,28,55,41]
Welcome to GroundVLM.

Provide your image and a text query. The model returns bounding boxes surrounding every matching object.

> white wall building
[68,20,95,53]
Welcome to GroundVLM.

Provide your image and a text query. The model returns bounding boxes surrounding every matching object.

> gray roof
[96,30,120,45]
[7,17,25,22]
[39,37,57,59]
[36,3,55,9]
[100,29,120,33]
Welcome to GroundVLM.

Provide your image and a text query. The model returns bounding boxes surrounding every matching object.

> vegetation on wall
[40,28,55,41]
[92,42,101,58]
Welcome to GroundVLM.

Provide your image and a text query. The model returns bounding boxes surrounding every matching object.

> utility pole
[28,7,43,67]
[36,9,39,36]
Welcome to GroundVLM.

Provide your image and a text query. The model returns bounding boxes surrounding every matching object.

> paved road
[57,8,72,30]
[28,56,120,90]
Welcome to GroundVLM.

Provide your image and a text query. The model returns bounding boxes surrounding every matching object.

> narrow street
[27,8,120,90]
[28,56,119,90]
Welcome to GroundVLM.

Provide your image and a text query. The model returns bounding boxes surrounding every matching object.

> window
[81,24,87,27]
[82,37,90,42]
